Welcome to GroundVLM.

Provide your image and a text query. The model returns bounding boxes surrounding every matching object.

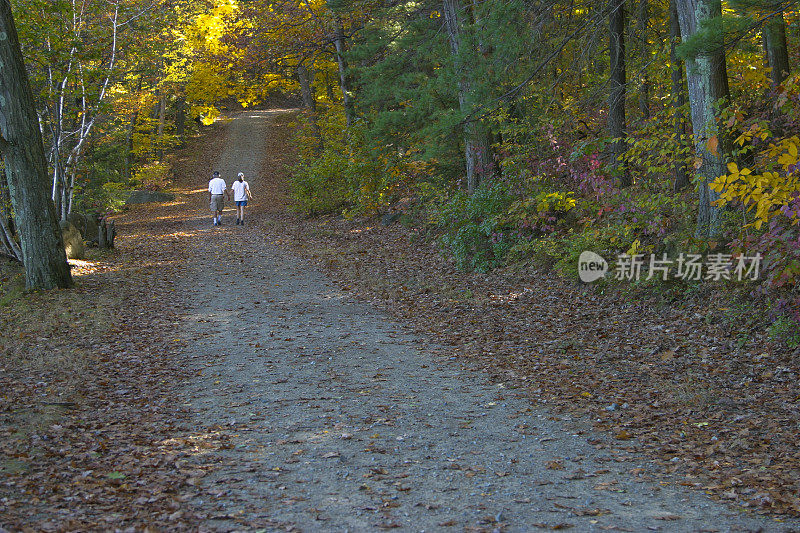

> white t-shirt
[208,177,227,195]
[232,180,250,202]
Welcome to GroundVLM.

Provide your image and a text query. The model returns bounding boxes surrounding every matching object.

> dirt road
[169,110,791,532]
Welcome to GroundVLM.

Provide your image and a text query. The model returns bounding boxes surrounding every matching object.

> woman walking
[231,172,253,225]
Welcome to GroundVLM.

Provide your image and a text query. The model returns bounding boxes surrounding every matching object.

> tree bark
[98,217,115,249]
[0,181,21,260]
[0,213,22,261]
[675,0,730,239]
[669,0,690,191]
[297,63,316,111]
[124,110,138,181]
[637,0,651,120]
[333,17,354,127]
[764,11,790,87]
[608,0,631,187]
[175,93,186,145]
[156,92,166,161]
[442,0,492,193]
[0,0,72,289]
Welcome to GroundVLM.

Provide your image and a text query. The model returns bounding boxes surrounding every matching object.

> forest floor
[1,109,800,532]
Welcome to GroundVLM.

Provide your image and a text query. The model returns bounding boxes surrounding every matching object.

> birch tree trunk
[675,0,730,239]
[442,0,492,193]
[0,0,72,289]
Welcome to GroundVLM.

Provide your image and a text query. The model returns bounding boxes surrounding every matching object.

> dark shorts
[236,200,248,207]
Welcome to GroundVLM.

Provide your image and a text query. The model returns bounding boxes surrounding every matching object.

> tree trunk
[66,166,76,217]
[297,63,316,111]
[442,0,492,193]
[326,72,335,102]
[0,181,21,261]
[0,1,72,289]
[608,0,631,187]
[124,110,138,181]
[98,217,115,249]
[175,93,186,145]
[333,17,354,127]
[156,92,166,161]
[676,0,730,239]
[0,213,22,261]
[764,11,790,87]
[637,0,651,120]
[669,0,690,191]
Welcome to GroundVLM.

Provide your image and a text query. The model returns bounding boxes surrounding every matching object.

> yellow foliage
[710,136,800,229]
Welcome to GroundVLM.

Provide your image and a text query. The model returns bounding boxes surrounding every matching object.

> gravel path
[172,111,793,532]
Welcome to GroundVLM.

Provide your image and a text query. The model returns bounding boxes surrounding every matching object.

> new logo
[578,251,608,283]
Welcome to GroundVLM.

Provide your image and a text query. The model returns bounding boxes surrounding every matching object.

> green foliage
[432,182,515,272]
[289,148,352,216]
[504,189,576,236]
[621,103,694,181]
[289,109,425,217]
[767,315,800,349]
[131,162,173,192]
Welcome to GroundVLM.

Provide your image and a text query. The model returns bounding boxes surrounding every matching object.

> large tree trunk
[764,11,790,87]
[333,17,354,127]
[297,63,316,112]
[608,0,631,187]
[0,1,72,289]
[669,0,690,191]
[676,0,731,239]
[637,0,651,120]
[442,0,492,193]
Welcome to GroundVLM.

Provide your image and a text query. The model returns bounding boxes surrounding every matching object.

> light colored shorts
[210,194,224,212]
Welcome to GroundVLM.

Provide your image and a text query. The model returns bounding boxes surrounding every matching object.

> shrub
[432,182,515,272]
[289,110,424,217]
[131,162,172,191]
[504,189,576,236]
[289,149,352,216]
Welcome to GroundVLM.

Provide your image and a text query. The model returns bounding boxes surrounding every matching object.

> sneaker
[213,220,218,226]
[240,220,244,225]
[236,219,240,225]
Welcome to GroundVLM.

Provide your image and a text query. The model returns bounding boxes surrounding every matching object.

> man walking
[208,171,228,226]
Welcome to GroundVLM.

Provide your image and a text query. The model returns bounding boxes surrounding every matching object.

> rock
[67,212,99,243]
[125,190,175,205]
[60,221,85,260]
